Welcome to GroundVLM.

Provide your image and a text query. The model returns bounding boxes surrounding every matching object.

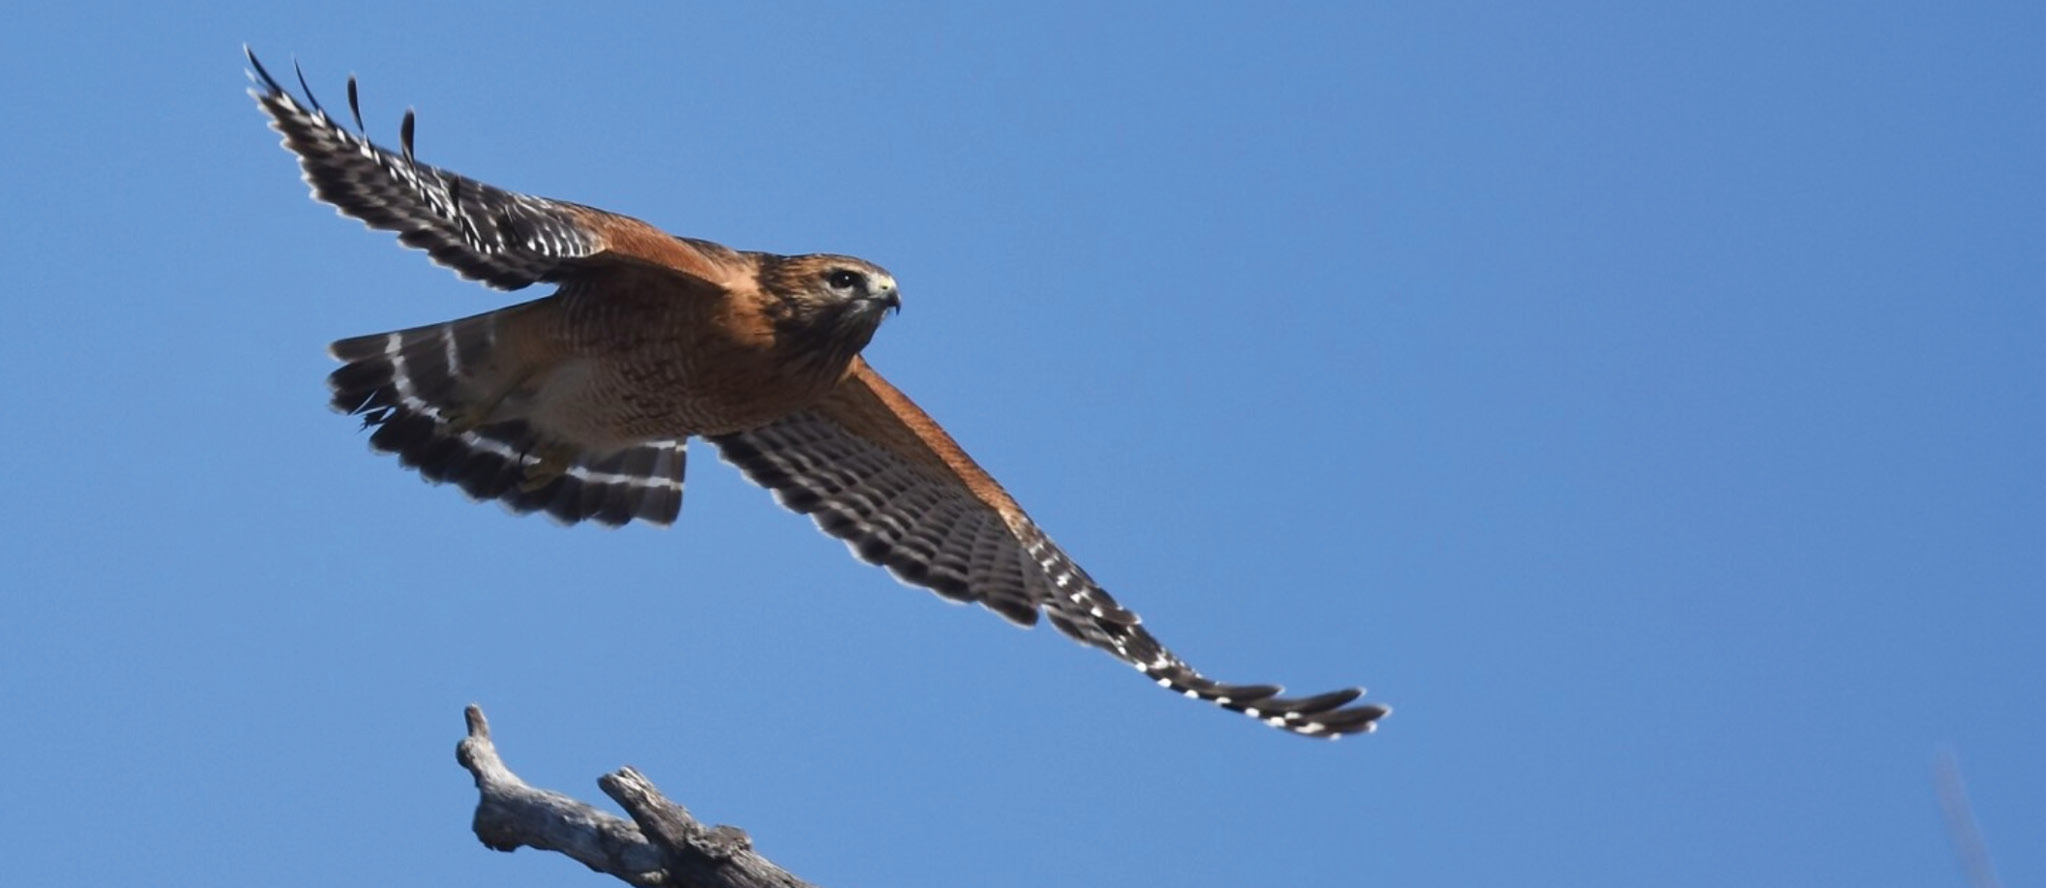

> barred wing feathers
[710,362,1388,737]
[246,49,741,292]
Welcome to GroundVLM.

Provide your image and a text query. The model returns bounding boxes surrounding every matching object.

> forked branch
[455,705,816,888]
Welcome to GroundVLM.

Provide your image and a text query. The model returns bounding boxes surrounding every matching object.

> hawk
[249,50,1389,738]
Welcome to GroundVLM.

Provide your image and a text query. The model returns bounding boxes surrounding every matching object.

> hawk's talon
[440,371,535,435]
[440,403,492,435]
[517,445,574,492]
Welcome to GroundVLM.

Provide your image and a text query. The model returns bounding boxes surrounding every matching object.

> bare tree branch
[455,705,819,888]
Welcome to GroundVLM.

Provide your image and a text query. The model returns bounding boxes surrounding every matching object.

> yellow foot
[441,403,493,435]
[518,444,577,493]
[442,370,537,435]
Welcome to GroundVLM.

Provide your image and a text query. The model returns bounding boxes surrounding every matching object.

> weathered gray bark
[455,705,817,888]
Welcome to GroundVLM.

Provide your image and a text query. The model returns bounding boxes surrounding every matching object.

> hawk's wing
[247,49,744,292]
[710,361,1388,737]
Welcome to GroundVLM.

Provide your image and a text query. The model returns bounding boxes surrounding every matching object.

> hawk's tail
[326,306,685,527]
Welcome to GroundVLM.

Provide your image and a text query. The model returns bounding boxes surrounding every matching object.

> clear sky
[1,3,2038,887]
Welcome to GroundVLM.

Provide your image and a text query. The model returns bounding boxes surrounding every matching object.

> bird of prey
[248,50,1388,737]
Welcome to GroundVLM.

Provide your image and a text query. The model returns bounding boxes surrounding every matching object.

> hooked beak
[870,283,902,314]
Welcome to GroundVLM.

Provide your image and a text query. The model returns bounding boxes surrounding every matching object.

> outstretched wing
[247,48,743,291]
[709,361,1388,737]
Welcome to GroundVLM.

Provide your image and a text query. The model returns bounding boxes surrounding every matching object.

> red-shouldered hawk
[250,50,1388,738]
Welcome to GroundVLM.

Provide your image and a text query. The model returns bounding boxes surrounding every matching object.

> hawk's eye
[826,269,863,291]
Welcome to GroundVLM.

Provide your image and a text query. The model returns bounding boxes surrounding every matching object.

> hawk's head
[758,253,901,372]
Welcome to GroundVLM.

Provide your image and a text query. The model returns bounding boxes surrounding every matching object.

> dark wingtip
[346,75,364,131]
[1308,703,1391,736]
[245,46,283,94]
[1152,658,1385,737]
[1262,687,1367,715]
[1210,682,1284,704]
[292,57,323,115]
[400,108,417,164]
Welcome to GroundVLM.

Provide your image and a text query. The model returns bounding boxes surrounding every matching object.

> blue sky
[2,3,2039,886]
